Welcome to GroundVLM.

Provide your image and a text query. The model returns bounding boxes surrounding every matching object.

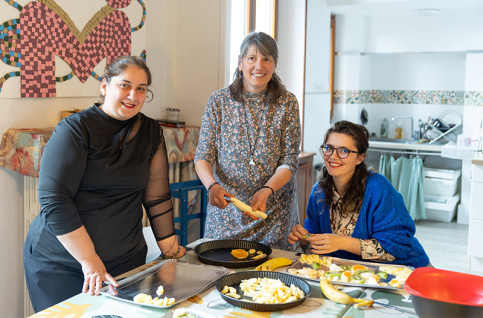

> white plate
[439,110,462,127]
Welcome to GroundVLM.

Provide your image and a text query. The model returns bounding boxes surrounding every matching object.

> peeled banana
[229,197,267,219]
[320,278,373,308]
[255,257,293,271]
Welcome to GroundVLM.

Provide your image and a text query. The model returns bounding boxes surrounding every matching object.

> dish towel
[379,154,426,220]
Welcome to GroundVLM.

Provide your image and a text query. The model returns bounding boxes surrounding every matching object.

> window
[228,0,278,84]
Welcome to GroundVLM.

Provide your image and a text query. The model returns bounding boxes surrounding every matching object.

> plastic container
[380,118,388,138]
[424,194,460,222]
[424,168,461,180]
[404,267,483,318]
[166,108,180,121]
[395,122,403,139]
[423,174,460,196]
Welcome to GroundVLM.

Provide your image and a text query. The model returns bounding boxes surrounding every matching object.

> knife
[373,300,417,315]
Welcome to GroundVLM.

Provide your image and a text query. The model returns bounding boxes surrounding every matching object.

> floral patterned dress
[195,86,301,250]
[330,191,396,262]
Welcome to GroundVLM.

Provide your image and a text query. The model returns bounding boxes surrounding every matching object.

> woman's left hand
[80,256,118,296]
[306,233,345,254]
[243,189,270,220]
[172,246,186,259]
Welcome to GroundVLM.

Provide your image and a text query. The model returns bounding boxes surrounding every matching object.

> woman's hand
[209,184,233,209]
[79,255,118,296]
[171,246,186,259]
[306,233,347,255]
[243,188,270,220]
[288,224,310,245]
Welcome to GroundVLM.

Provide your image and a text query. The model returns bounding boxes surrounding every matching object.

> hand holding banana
[229,197,267,219]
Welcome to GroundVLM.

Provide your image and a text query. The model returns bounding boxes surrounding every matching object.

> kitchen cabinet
[469,153,483,271]
[296,152,316,224]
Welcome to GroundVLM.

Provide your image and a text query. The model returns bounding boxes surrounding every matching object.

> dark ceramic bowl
[215,271,310,312]
[404,267,483,318]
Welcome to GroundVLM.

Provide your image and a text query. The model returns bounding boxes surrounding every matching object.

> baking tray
[100,259,230,308]
[215,271,311,312]
[194,239,272,269]
[286,257,414,290]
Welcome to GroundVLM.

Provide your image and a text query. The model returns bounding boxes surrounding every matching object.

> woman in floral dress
[195,32,301,250]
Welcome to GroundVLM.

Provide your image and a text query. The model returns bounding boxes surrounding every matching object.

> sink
[370,138,416,144]
[369,138,447,145]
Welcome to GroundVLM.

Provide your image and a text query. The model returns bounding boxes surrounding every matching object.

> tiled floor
[414,219,482,276]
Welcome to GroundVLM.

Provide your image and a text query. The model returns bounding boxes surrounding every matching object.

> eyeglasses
[321,145,360,159]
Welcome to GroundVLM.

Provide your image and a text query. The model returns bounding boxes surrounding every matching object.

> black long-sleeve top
[26,104,175,266]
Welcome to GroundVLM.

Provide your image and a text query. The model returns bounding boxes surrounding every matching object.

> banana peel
[320,278,373,308]
[229,197,267,219]
[255,257,293,271]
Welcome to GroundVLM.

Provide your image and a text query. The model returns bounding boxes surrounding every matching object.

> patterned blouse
[195,86,301,250]
[331,191,396,262]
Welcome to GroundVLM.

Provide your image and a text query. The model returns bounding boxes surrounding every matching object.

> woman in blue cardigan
[288,121,430,268]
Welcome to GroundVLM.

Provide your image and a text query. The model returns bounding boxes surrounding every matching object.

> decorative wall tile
[334,90,479,106]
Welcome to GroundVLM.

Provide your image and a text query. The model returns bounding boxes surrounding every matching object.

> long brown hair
[229,31,286,104]
[319,120,372,216]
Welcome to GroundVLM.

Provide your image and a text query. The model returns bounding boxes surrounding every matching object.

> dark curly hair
[319,120,373,216]
[229,31,286,104]
[98,56,153,104]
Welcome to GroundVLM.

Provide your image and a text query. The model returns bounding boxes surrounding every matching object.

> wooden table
[28,240,418,318]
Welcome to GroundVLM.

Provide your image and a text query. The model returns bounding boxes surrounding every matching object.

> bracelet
[162,246,181,259]
[261,185,274,195]
[208,181,220,192]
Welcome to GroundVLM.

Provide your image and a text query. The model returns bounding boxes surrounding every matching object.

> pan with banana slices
[286,254,414,290]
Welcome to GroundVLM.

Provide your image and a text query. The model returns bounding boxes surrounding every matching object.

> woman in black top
[24,56,185,312]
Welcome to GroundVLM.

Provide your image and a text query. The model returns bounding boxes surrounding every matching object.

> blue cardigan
[304,173,430,268]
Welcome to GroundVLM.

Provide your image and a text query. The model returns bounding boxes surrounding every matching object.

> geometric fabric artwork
[1,0,147,98]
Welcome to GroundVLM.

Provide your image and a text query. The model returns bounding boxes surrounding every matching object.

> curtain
[379,154,426,220]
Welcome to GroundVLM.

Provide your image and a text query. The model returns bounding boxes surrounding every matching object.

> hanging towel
[378,153,391,179]
[378,154,426,220]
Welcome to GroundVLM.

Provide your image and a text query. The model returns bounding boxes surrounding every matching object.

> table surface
[29,241,418,318]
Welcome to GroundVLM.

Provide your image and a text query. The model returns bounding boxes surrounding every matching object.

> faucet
[392,116,414,139]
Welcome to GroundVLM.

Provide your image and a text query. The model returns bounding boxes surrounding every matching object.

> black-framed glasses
[321,145,360,159]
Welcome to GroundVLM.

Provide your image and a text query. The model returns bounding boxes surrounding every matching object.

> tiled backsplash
[334,90,483,106]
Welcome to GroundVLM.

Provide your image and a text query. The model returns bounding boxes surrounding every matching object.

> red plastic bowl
[404,267,483,318]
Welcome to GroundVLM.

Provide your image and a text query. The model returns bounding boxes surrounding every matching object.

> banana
[320,278,373,308]
[255,257,293,271]
[229,197,268,219]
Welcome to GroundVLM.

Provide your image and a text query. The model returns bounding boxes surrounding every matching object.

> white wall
[277,0,306,126]
[303,0,332,167]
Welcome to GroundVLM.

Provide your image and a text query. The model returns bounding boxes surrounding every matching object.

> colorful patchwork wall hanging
[0,0,147,98]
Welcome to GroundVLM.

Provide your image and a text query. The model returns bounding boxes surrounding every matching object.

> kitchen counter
[472,151,483,165]
[369,138,445,152]
[29,241,418,318]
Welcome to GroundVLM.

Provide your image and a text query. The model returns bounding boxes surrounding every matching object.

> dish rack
[428,123,462,144]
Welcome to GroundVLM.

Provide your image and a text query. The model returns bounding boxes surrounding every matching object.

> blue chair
[169,179,208,246]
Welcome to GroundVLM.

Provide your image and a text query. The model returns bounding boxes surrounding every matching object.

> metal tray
[286,257,414,290]
[194,239,272,269]
[215,271,311,312]
[100,260,230,308]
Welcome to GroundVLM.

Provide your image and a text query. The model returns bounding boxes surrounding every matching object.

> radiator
[23,176,40,316]
[23,162,196,315]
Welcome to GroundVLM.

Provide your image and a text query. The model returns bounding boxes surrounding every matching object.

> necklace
[241,92,268,166]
